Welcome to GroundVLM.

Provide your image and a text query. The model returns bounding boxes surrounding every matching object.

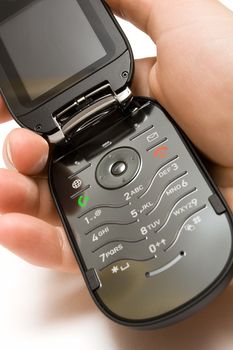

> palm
[132,9,233,210]
[133,57,233,212]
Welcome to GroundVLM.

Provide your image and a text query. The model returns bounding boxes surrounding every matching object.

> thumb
[106,0,157,40]
[106,0,231,42]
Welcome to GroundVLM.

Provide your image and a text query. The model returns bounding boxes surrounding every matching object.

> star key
[111,266,119,274]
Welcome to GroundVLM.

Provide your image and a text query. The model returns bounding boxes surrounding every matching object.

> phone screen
[0,0,107,100]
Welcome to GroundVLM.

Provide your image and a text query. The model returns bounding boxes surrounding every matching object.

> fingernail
[30,154,48,174]
[6,139,14,167]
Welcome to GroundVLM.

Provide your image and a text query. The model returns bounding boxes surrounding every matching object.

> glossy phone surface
[50,99,233,328]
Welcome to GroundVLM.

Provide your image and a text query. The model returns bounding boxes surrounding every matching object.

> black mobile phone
[0,0,233,329]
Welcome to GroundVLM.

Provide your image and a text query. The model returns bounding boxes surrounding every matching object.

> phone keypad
[51,101,232,321]
[54,108,211,270]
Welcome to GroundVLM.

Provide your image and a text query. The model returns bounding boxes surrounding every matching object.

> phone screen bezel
[0,0,130,120]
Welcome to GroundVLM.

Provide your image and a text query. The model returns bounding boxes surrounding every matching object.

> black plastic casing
[0,0,133,135]
[49,97,233,329]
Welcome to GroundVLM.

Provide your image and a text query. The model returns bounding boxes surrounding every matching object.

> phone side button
[86,268,101,291]
[209,194,226,215]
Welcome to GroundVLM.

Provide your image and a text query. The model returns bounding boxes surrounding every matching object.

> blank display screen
[0,0,107,100]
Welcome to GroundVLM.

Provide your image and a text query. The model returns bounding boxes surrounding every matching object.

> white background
[0,1,233,349]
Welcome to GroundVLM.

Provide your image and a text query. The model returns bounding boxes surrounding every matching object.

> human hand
[1,0,233,272]
[108,0,233,209]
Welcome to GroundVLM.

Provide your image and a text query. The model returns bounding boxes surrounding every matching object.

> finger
[0,168,38,215]
[0,96,12,123]
[208,164,233,189]
[219,187,233,213]
[3,128,49,175]
[0,168,57,225]
[107,0,156,40]
[205,162,233,211]
[132,57,158,97]
[0,213,78,273]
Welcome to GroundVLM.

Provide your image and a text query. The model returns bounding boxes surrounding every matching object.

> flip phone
[0,0,233,329]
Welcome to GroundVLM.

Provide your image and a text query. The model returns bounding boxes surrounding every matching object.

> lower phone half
[49,97,233,329]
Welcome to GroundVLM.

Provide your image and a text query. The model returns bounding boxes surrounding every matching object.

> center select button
[111,161,127,176]
[96,148,141,189]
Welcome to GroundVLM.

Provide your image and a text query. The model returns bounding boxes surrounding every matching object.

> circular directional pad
[96,147,141,189]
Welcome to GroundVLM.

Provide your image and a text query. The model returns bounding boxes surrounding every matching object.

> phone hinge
[48,84,132,144]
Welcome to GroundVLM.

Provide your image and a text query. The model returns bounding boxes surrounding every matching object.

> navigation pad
[96,147,141,189]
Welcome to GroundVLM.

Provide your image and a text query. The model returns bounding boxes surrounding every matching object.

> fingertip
[0,168,39,215]
[106,0,156,38]
[3,128,49,175]
[0,96,12,123]
[132,57,157,97]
